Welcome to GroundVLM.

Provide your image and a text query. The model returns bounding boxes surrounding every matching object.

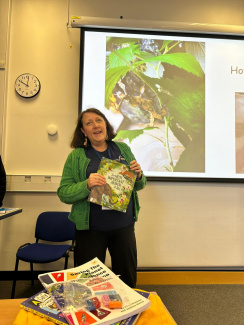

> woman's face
[81,112,107,147]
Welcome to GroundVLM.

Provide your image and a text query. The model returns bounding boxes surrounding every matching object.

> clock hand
[20,80,29,87]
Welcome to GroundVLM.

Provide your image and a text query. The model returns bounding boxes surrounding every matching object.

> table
[0,294,177,325]
[0,298,25,325]
[0,208,22,221]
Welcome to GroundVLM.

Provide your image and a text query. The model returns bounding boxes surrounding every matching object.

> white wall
[1,0,244,271]
[4,0,80,175]
[70,0,244,26]
[0,0,11,154]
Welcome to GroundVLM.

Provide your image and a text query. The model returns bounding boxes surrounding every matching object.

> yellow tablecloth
[13,291,177,325]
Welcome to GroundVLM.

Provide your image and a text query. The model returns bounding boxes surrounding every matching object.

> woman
[57,108,146,288]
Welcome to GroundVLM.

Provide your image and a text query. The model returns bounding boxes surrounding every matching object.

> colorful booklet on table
[38,258,150,325]
[88,158,137,213]
[0,207,20,214]
[20,289,68,325]
[20,289,149,325]
[111,290,150,325]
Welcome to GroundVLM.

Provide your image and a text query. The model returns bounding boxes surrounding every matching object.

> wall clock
[15,73,41,98]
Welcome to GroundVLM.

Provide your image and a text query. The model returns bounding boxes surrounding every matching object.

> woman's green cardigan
[57,142,146,230]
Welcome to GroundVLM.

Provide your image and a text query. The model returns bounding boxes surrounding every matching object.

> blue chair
[11,211,75,298]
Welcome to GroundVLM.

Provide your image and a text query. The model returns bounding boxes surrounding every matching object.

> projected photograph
[81,29,244,181]
[235,92,244,174]
[104,37,205,173]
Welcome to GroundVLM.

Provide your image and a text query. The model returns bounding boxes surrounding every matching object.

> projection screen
[79,28,244,182]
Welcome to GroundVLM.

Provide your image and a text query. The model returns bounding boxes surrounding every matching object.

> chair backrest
[35,211,75,242]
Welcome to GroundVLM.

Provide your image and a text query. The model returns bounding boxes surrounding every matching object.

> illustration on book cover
[88,158,136,213]
[38,258,150,325]
[20,289,68,325]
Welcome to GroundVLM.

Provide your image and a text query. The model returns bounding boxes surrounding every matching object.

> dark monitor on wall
[79,27,244,182]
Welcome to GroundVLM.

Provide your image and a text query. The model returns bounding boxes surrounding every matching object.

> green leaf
[135,51,155,60]
[105,66,131,108]
[155,76,205,139]
[114,127,157,143]
[135,52,164,78]
[174,132,205,172]
[109,45,141,68]
[106,37,139,48]
[185,42,205,72]
[159,40,173,52]
[133,53,204,78]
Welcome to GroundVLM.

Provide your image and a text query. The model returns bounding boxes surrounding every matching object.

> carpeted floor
[140,284,244,325]
[1,281,243,325]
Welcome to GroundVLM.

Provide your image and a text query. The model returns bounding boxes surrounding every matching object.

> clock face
[15,73,40,98]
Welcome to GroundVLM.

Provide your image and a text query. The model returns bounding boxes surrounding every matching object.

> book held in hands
[88,158,136,213]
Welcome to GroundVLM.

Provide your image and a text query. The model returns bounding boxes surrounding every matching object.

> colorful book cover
[88,158,136,213]
[0,207,19,214]
[111,290,150,325]
[38,258,150,325]
[20,289,68,325]
[111,310,140,325]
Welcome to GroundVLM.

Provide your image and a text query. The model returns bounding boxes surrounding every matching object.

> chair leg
[11,258,19,299]
[30,262,34,286]
[73,245,76,267]
[73,250,76,267]
[64,256,68,269]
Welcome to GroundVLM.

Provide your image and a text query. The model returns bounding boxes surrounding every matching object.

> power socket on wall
[0,61,6,69]
[6,175,61,192]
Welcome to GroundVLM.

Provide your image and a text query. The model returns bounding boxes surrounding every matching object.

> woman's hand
[130,160,142,180]
[87,173,106,190]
